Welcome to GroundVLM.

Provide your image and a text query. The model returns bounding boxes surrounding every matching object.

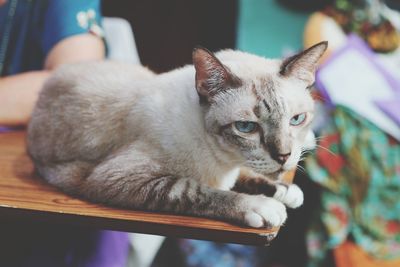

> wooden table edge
[0,130,280,246]
[0,205,277,246]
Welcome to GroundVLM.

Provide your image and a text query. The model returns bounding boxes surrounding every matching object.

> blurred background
[100,1,400,267]
[1,0,399,266]
[102,0,331,72]
[103,0,400,267]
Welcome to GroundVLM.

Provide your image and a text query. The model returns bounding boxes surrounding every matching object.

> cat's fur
[27,42,327,228]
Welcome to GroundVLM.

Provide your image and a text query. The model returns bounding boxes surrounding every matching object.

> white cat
[27,42,327,228]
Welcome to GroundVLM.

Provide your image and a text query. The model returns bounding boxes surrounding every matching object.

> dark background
[102,0,399,73]
[102,0,239,73]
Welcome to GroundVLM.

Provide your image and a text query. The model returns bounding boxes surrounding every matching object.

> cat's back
[46,61,155,98]
[28,61,156,163]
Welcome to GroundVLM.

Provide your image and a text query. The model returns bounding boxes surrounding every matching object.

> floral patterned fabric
[177,239,267,267]
[305,105,400,266]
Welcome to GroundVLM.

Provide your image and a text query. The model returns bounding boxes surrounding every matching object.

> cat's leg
[79,148,287,228]
[231,168,303,209]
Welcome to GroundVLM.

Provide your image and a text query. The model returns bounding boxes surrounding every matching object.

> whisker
[314,135,327,141]
[300,149,313,155]
[297,164,305,171]
[315,144,337,156]
[296,165,306,174]
[300,150,315,160]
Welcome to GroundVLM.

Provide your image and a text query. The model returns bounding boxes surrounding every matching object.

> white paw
[240,195,287,228]
[273,183,304,209]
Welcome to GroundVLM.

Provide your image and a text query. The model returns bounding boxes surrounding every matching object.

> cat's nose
[276,152,291,165]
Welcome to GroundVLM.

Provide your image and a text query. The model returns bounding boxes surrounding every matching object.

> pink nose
[277,152,291,165]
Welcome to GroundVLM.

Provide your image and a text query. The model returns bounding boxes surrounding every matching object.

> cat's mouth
[244,158,296,180]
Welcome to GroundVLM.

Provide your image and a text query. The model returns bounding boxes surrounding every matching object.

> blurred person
[0,0,104,126]
[0,1,130,266]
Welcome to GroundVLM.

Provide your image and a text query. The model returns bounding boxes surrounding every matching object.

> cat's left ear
[193,47,241,102]
[280,41,328,84]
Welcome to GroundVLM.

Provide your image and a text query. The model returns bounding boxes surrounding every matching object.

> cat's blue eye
[234,121,258,133]
[290,113,306,126]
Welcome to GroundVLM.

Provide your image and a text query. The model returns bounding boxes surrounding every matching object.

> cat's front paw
[273,183,303,209]
[240,195,287,228]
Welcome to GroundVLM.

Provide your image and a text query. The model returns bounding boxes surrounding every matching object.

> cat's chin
[264,165,299,181]
[256,168,284,181]
[249,163,296,181]
[273,169,287,180]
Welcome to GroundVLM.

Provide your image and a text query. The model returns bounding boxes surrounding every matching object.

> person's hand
[0,33,104,126]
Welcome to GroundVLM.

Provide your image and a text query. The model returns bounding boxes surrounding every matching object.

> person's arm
[0,34,105,126]
[0,71,50,126]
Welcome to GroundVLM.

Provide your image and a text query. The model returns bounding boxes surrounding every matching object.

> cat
[27,41,327,228]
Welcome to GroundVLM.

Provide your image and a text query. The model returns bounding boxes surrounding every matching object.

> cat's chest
[202,167,240,191]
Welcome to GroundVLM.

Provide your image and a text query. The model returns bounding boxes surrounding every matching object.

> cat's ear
[279,41,328,83]
[193,47,241,101]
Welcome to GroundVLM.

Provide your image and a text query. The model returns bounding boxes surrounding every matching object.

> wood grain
[0,131,279,245]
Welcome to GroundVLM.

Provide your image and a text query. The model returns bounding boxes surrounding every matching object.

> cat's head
[193,42,327,179]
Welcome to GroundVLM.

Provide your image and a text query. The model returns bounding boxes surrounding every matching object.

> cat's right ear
[279,41,328,84]
[193,47,241,102]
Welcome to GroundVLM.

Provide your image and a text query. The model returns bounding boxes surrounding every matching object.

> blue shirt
[0,0,103,76]
[0,2,130,267]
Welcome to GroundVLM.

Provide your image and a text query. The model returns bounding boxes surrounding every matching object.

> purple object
[375,96,400,126]
[0,225,130,267]
[316,35,400,106]
[85,231,130,267]
[0,126,24,132]
[1,128,131,267]
[315,35,400,135]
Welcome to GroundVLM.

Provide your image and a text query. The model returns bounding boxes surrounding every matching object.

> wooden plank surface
[0,131,278,245]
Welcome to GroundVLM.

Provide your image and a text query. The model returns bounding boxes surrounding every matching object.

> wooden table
[0,131,278,246]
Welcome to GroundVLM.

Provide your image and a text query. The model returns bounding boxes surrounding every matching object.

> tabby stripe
[263,99,271,112]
